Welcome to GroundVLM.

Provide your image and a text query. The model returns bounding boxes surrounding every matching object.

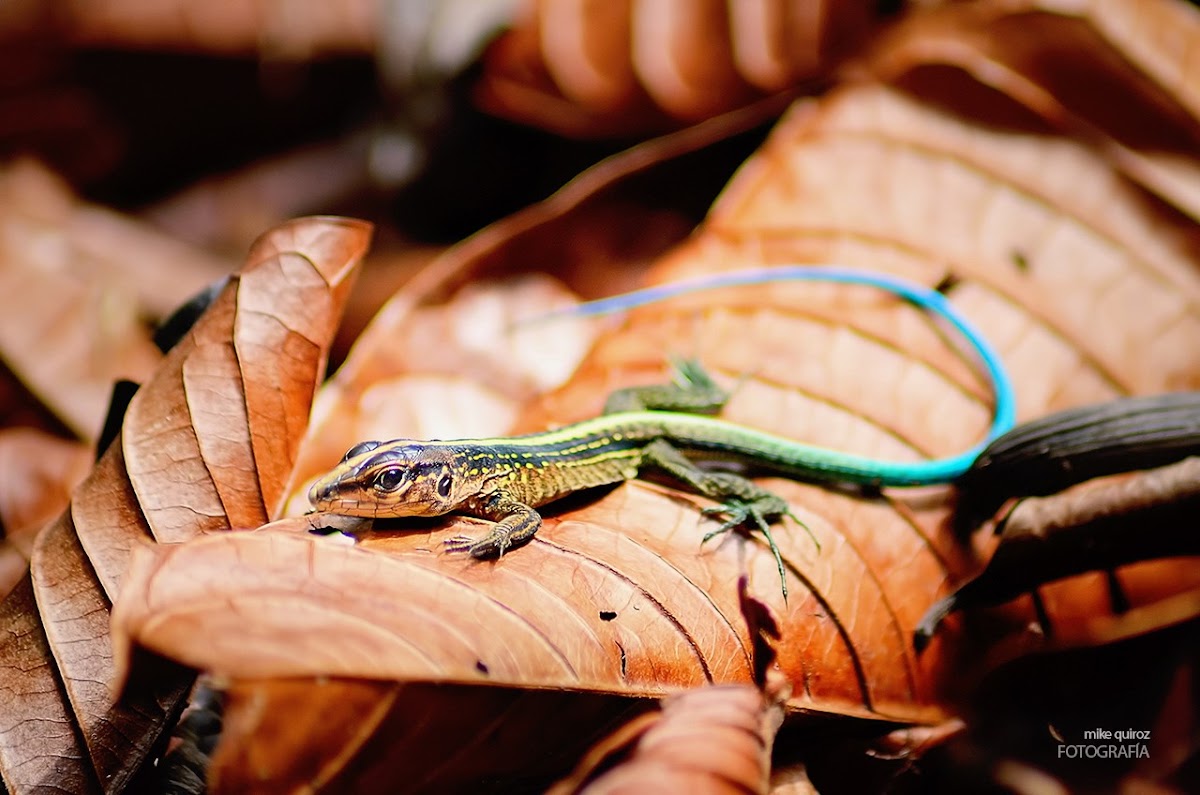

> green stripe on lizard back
[480,410,972,488]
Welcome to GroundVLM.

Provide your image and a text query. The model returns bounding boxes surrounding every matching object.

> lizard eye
[373,467,405,492]
[342,440,381,463]
[437,471,453,498]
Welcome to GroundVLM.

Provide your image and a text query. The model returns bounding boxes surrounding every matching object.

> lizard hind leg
[602,357,730,415]
[641,438,808,600]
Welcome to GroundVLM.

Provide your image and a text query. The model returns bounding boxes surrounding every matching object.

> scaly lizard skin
[309,266,1016,596]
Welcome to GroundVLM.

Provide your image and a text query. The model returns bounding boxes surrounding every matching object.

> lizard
[308,265,1016,597]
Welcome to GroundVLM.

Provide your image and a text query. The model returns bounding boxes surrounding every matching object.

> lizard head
[308,440,470,518]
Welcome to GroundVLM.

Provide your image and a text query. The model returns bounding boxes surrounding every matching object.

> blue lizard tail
[532,265,1016,484]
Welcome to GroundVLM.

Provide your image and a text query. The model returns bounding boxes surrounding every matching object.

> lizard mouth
[306,477,394,516]
[307,478,340,510]
[308,476,432,518]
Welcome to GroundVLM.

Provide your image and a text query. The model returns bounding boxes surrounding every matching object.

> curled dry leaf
[918,457,1200,663]
[548,683,785,795]
[209,678,652,794]
[120,217,368,543]
[477,0,877,135]
[0,217,368,793]
[549,585,788,795]
[859,0,1200,222]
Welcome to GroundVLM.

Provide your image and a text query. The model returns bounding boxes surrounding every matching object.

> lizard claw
[698,495,821,602]
[699,495,787,541]
[444,532,512,558]
[443,534,477,554]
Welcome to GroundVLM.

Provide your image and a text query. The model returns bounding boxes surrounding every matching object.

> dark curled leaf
[955,392,1200,533]
[143,682,223,795]
[918,457,1200,650]
[95,380,139,462]
[153,277,230,354]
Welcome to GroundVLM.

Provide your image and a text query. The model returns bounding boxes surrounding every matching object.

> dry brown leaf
[0,574,100,794]
[120,217,369,544]
[796,2,1200,654]
[72,443,156,606]
[708,83,1200,401]
[209,678,651,794]
[0,160,232,440]
[30,514,192,792]
[548,683,786,795]
[0,216,369,793]
[112,73,1200,795]
[915,459,1200,664]
[477,0,877,135]
[859,0,1200,222]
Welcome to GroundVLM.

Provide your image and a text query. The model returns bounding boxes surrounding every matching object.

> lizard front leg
[443,492,543,558]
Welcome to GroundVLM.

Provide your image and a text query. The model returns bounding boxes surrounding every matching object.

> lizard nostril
[308,480,335,507]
